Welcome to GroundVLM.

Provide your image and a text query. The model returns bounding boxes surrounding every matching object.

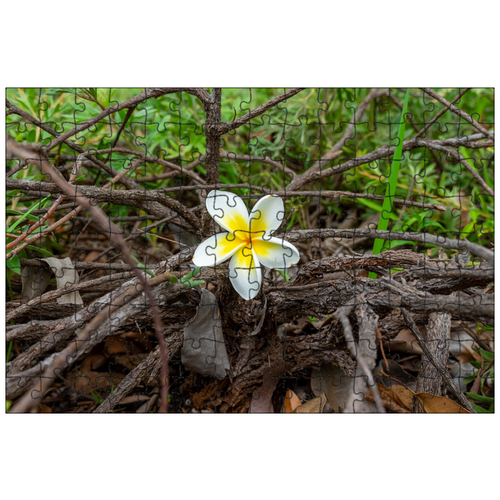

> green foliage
[6,87,494,277]
[464,347,494,413]
[370,89,410,278]
[170,267,206,288]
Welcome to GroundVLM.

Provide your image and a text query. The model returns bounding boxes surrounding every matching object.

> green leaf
[6,254,21,275]
[131,255,155,277]
[370,88,410,278]
[470,402,493,413]
[182,279,206,288]
[419,220,445,231]
[466,392,494,403]
[7,195,51,233]
[180,267,202,283]
[480,349,494,362]
[6,210,39,222]
[277,270,290,282]
[25,245,54,256]
[388,239,416,249]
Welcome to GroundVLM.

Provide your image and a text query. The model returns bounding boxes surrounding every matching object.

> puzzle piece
[5,87,494,414]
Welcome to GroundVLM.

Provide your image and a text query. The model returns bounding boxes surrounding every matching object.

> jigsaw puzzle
[5,88,494,413]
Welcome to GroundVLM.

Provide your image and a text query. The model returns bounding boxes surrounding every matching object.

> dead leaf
[292,394,328,413]
[384,328,423,354]
[118,395,150,405]
[449,331,481,364]
[20,263,52,302]
[378,384,414,411]
[311,364,352,413]
[41,257,83,305]
[80,352,107,372]
[378,384,470,413]
[414,393,470,413]
[374,359,417,390]
[284,389,302,413]
[181,288,230,379]
[72,370,124,396]
[168,223,201,247]
[249,370,278,413]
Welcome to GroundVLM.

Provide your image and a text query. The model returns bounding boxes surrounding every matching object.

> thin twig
[421,88,494,141]
[287,88,388,191]
[414,88,471,139]
[6,271,134,324]
[281,227,494,264]
[6,143,171,412]
[416,139,494,197]
[219,88,305,134]
[9,272,172,413]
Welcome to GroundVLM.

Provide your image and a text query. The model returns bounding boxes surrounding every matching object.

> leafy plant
[464,348,494,413]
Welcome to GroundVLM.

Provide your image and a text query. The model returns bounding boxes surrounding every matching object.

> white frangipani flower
[193,190,300,300]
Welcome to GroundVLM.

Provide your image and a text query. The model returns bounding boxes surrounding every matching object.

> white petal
[229,246,262,300]
[193,232,245,267]
[206,190,249,236]
[249,195,285,238]
[251,236,300,269]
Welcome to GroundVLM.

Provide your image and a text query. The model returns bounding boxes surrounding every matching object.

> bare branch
[421,88,494,141]
[287,88,388,191]
[205,89,222,185]
[219,88,305,134]
[413,88,471,139]
[416,139,494,197]
[335,305,385,413]
[7,142,171,413]
[281,228,494,263]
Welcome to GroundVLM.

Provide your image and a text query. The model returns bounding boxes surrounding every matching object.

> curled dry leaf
[21,263,52,302]
[181,288,230,379]
[284,389,302,413]
[41,257,83,305]
[414,393,470,413]
[292,393,328,413]
[311,364,352,413]
[379,384,470,413]
[384,328,423,355]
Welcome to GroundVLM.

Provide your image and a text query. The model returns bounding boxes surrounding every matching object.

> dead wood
[401,308,476,413]
[413,312,452,412]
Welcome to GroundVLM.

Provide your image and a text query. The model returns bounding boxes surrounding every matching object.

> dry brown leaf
[414,393,470,413]
[80,352,107,372]
[311,364,352,413]
[103,335,142,356]
[284,389,302,413]
[379,383,470,413]
[384,328,423,354]
[249,370,278,413]
[73,370,124,396]
[292,393,327,413]
[379,384,414,411]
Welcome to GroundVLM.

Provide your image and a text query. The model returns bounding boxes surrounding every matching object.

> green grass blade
[370,89,410,278]
[7,195,51,233]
